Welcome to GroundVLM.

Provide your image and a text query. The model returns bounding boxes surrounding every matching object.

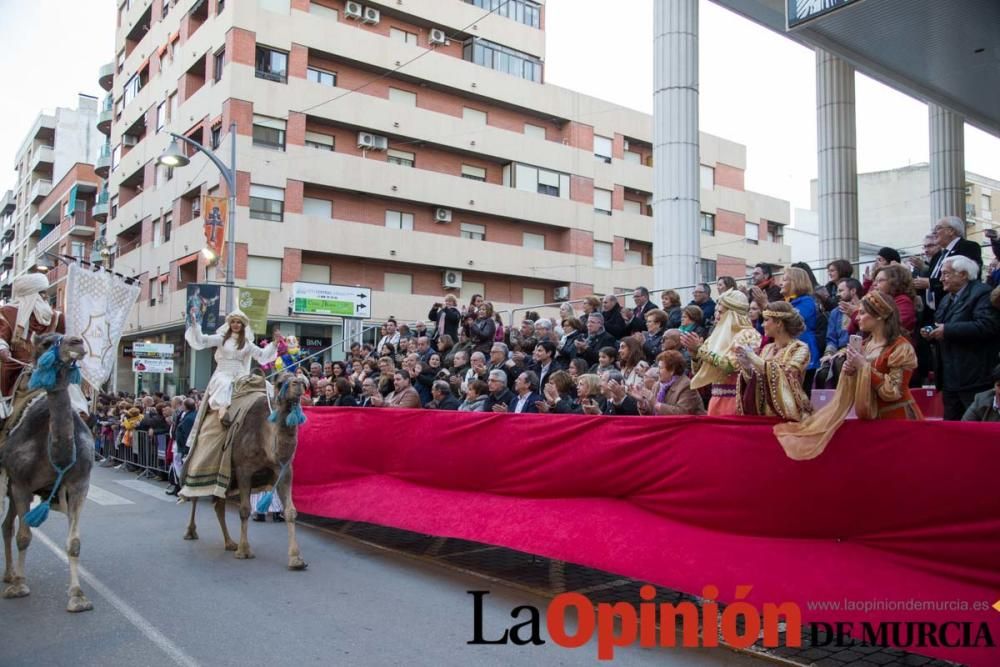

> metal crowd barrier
[96,425,171,479]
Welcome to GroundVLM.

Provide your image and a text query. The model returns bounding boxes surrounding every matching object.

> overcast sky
[1,0,998,215]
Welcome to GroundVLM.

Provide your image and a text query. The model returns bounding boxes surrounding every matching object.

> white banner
[132,358,174,374]
[65,263,141,389]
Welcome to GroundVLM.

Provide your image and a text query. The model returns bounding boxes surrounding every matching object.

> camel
[184,372,308,570]
[0,333,94,612]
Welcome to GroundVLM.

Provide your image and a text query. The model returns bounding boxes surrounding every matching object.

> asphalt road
[0,465,767,667]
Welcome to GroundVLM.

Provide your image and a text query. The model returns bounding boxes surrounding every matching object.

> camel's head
[268,372,309,428]
[29,334,84,391]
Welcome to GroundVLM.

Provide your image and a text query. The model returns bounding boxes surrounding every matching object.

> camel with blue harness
[183,371,309,570]
[0,333,94,612]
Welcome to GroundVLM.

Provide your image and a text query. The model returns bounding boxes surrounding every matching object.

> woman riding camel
[178,309,277,499]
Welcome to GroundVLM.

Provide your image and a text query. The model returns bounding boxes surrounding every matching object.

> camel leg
[276,466,306,571]
[213,497,237,551]
[63,487,92,613]
[2,495,14,584]
[2,487,32,599]
[183,497,199,540]
[233,478,254,560]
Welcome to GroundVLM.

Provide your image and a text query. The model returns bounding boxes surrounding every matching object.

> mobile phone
[849,334,862,352]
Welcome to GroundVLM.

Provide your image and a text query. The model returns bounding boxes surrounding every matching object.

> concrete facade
[103,0,790,392]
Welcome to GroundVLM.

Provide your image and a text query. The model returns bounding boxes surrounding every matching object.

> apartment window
[252,115,286,150]
[463,38,542,82]
[522,232,545,250]
[388,87,417,106]
[210,125,221,149]
[255,46,288,83]
[304,131,334,151]
[624,200,642,215]
[156,101,166,131]
[384,272,412,294]
[700,212,715,236]
[152,219,162,248]
[309,2,337,19]
[258,0,291,13]
[982,193,992,220]
[594,135,613,163]
[625,249,643,265]
[700,165,715,190]
[385,210,414,230]
[461,165,486,182]
[301,262,330,283]
[522,288,545,306]
[163,213,172,242]
[123,74,141,106]
[307,67,336,87]
[389,27,418,45]
[247,256,282,289]
[168,93,178,124]
[624,150,641,164]
[745,221,759,245]
[303,197,332,218]
[213,48,225,83]
[767,221,783,243]
[523,123,546,140]
[509,163,569,199]
[460,223,486,241]
[111,144,121,172]
[70,241,86,262]
[387,149,415,167]
[217,0,225,11]
[700,259,717,283]
[110,195,118,219]
[249,184,285,221]
[594,188,613,215]
[465,0,540,28]
[463,107,487,125]
[594,241,612,269]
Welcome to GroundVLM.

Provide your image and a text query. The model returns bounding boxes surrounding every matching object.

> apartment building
[3,94,102,300]
[105,0,790,393]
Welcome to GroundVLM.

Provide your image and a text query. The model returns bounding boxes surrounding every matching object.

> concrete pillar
[652,0,700,291]
[928,103,965,224]
[815,49,858,264]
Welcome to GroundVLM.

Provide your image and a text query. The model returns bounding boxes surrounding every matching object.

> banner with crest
[65,263,141,389]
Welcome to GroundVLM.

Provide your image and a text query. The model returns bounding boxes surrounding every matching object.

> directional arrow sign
[292,282,373,318]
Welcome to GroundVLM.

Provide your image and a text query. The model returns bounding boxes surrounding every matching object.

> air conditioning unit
[357,131,388,151]
[553,286,570,301]
[429,28,447,45]
[123,134,139,147]
[344,1,363,19]
[442,270,463,289]
[434,207,452,223]
[362,6,380,23]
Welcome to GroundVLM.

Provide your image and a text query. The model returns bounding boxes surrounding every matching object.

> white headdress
[11,273,54,342]
[216,308,254,343]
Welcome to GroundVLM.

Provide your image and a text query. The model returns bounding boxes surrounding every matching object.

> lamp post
[157,122,238,312]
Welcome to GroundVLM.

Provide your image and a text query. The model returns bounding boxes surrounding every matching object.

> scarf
[656,376,678,402]
[11,273,53,342]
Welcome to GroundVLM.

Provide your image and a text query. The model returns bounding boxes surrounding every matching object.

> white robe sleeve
[185,322,224,351]
[247,339,278,367]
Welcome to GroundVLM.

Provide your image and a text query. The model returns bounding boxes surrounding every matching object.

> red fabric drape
[294,408,1000,665]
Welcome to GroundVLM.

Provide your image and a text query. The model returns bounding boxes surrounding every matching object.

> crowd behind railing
[92,218,1000,491]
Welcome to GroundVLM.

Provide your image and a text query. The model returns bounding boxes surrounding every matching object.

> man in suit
[427,380,460,410]
[358,377,379,407]
[628,286,656,334]
[916,216,983,315]
[484,370,515,411]
[496,371,542,414]
[574,313,618,366]
[530,341,562,390]
[922,255,1000,420]
[598,370,640,415]
[600,294,629,340]
[374,371,422,408]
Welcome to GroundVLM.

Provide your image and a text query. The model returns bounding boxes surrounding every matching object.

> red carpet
[293,407,1000,665]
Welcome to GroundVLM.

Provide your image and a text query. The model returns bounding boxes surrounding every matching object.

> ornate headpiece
[861,291,894,319]
[762,309,794,320]
[718,290,749,315]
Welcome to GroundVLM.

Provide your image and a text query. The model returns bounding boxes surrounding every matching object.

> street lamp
[156,123,238,312]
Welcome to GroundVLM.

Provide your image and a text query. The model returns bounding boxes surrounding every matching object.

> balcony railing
[37,226,60,253]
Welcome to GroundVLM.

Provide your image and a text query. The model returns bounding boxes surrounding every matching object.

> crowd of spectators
[287,217,1000,424]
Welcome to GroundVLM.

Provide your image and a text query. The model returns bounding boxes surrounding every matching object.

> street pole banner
[203,195,227,261]
[238,286,270,336]
[185,283,221,330]
[65,262,141,388]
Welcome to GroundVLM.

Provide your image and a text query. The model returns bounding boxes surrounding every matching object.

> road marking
[34,530,201,667]
[114,479,176,503]
[87,484,135,506]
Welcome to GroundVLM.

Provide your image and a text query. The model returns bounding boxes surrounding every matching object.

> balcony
[95,143,112,178]
[30,145,54,174]
[1,190,14,215]
[98,61,115,91]
[2,223,13,242]
[69,210,95,236]
[97,95,114,135]
[93,190,110,222]
[37,226,60,254]
[29,179,52,204]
